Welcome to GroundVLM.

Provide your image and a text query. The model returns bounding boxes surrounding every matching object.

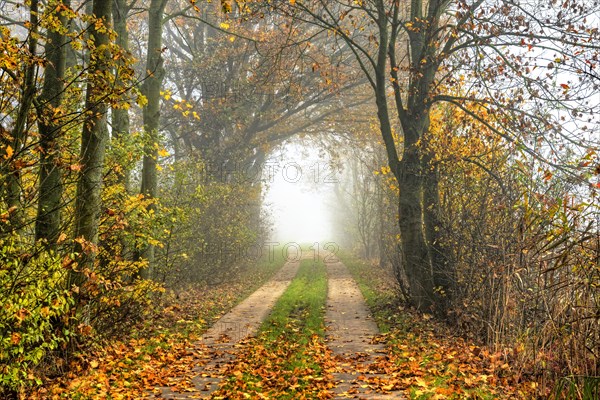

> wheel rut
[324,254,404,399]
[152,256,304,399]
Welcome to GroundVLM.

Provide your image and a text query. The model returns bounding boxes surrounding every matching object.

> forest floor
[30,251,541,399]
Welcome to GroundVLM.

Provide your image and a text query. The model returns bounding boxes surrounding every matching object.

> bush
[0,235,73,394]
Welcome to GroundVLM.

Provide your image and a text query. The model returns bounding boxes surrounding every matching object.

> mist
[263,140,336,246]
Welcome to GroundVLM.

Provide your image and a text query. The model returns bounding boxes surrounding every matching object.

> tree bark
[423,150,455,312]
[111,0,131,190]
[71,0,112,286]
[397,143,434,310]
[35,0,68,244]
[136,0,167,278]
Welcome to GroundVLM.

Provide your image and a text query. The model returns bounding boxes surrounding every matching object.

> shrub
[0,235,73,394]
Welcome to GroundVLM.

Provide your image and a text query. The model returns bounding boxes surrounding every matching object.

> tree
[72,0,112,283]
[111,0,135,190]
[35,0,69,244]
[276,0,600,313]
[136,0,168,277]
[161,0,368,171]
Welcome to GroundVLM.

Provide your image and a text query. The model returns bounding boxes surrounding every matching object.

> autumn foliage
[1,0,600,398]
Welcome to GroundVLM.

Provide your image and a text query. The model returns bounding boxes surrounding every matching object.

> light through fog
[263,141,335,245]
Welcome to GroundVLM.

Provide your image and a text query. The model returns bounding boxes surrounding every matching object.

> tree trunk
[423,151,455,313]
[71,0,111,287]
[35,0,68,244]
[397,141,434,310]
[111,0,131,190]
[376,178,385,269]
[136,0,167,278]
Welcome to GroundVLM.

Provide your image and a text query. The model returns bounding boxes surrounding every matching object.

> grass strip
[215,257,334,400]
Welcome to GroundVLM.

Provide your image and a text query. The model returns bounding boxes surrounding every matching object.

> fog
[263,140,336,245]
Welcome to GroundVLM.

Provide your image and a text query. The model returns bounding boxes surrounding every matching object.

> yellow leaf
[219,22,230,29]
[158,148,169,157]
[136,95,148,107]
[163,93,171,100]
[415,377,428,387]
[4,145,13,159]
[531,382,538,389]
